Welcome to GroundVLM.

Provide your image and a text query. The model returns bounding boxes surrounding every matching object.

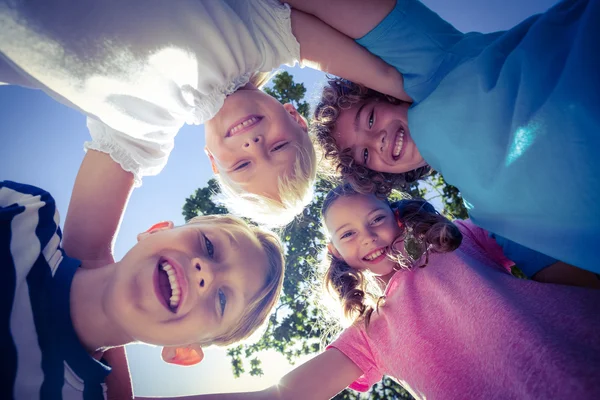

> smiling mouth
[391,128,405,160]
[227,116,263,137]
[363,247,388,263]
[157,260,182,313]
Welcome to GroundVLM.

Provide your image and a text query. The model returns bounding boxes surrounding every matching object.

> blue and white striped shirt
[0,181,110,400]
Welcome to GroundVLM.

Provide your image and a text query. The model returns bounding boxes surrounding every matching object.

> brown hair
[187,214,285,346]
[312,77,431,197]
[321,185,462,328]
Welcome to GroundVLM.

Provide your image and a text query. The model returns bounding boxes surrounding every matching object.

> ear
[137,221,174,242]
[161,344,204,366]
[283,103,308,132]
[204,147,219,174]
[327,242,342,259]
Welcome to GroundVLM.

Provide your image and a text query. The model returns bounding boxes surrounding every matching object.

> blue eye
[368,109,374,128]
[204,234,214,258]
[234,161,250,171]
[363,149,369,165]
[218,289,227,316]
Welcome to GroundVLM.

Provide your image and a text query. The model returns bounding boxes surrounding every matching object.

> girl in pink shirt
[148,185,600,400]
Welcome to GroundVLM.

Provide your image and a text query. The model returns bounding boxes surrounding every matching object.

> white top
[0,0,300,185]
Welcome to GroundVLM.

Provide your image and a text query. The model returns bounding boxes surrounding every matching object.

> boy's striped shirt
[0,181,110,400]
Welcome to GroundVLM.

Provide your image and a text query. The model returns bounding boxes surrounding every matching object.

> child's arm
[291,9,411,103]
[532,262,600,289]
[62,149,134,268]
[287,0,396,40]
[62,149,135,399]
[136,349,361,400]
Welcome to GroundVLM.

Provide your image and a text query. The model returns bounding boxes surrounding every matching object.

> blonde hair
[216,138,317,228]
[186,214,285,346]
[213,71,318,228]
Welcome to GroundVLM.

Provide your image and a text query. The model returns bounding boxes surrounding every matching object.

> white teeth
[393,129,405,158]
[364,248,385,261]
[161,261,182,309]
[230,117,259,135]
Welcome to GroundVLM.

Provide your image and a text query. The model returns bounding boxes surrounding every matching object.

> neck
[379,270,396,286]
[70,262,132,354]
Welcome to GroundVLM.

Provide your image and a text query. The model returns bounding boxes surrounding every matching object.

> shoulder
[0,181,63,272]
[453,219,513,273]
[0,181,59,241]
[238,0,300,65]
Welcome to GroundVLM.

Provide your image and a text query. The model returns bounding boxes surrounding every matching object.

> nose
[377,130,386,153]
[243,135,263,149]
[192,259,214,292]
[362,229,378,246]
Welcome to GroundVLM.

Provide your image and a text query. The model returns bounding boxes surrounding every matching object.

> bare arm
[287,0,396,40]
[291,9,411,102]
[532,262,600,289]
[62,149,135,399]
[62,149,134,267]
[136,349,362,400]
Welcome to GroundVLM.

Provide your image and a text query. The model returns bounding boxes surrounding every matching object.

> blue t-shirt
[0,181,110,399]
[357,0,600,273]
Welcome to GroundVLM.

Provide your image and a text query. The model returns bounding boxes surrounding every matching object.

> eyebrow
[353,103,367,133]
[334,206,386,235]
[223,230,238,248]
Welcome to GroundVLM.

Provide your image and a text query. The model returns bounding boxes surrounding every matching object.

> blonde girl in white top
[0,0,407,226]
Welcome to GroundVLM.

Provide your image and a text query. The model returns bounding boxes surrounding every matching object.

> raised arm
[291,9,411,102]
[491,233,600,289]
[136,349,361,400]
[532,262,600,289]
[62,149,135,399]
[287,0,396,39]
[62,149,134,267]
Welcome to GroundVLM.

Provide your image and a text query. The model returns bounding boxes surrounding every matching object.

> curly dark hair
[321,184,462,328]
[312,77,431,197]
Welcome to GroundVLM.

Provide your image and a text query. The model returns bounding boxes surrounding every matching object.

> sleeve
[0,181,59,255]
[453,219,514,273]
[0,1,199,185]
[355,0,467,102]
[244,0,301,69]
[488,233,558,278]
[326,326,383,392]
[84,118,177,187]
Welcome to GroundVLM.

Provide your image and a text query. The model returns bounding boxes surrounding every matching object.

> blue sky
[0,0,557,396]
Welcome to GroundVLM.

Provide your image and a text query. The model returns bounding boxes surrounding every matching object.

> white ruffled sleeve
[84,118,176,187]
[247,0,302,69]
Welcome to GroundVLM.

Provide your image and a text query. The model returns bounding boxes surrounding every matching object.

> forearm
[286,0,395,39]
[532,262,600,289]
[291,9,410,102]
[62,149,134,264]
[105,347,134,400]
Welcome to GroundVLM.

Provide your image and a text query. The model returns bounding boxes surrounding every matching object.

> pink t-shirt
[328,220,600,399]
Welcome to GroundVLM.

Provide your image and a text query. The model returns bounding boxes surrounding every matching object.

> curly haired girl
[303,0,600,277]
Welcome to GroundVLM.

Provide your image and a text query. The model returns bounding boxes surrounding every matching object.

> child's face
[105,220,269,348]
[333,99,426,174]
[325,194,403,277]
[204,87,310,201]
